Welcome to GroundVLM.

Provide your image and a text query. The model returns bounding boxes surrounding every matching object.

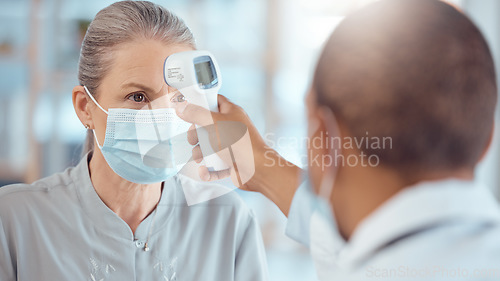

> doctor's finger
[192,145,203,163]
[187,124,198,145]
[198,165,243,188]
[176,102,221,127]
[199,166,231,181]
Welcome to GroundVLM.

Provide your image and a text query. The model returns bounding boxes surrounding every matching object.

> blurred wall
[0,1,499,280]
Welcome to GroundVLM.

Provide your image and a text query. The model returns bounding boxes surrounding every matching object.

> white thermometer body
[164,50,228,171]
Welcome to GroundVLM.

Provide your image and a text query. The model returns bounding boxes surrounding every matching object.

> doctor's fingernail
[201,171,210,181]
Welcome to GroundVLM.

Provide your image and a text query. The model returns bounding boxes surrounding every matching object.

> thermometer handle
[196,125,229,171]
[206,91,219,112]
[186,90,229,172]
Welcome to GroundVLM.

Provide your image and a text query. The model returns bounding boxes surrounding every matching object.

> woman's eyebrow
[121,82,157,94]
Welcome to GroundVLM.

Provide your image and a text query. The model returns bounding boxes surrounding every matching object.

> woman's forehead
[105,40,192,91]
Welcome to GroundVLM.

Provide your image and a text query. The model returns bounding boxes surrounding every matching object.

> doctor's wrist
[247,147,302,216]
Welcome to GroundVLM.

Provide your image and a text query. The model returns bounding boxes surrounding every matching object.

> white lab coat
[286,179,500,280]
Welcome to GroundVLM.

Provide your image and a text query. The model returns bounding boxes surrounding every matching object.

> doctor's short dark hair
[313,0,497,176]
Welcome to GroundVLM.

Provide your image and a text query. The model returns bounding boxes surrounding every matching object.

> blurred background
[0,0,499,280]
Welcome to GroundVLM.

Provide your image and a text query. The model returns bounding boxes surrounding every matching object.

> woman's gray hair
[78,0,196,156]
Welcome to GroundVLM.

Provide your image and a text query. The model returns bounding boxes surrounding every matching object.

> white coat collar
[337,179,500,269]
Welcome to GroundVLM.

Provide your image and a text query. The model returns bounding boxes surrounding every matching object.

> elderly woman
[0,1,268,280]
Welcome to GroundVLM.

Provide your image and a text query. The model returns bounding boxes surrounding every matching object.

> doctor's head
[307,0,497,234]
[73,1,195,157]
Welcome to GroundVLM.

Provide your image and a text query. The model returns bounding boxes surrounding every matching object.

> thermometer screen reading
[194,57,218,89]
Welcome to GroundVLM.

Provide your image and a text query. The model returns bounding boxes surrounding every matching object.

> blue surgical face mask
[84,86,192,184]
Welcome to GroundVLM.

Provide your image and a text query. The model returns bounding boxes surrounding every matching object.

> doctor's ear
[72,85,94,129]
[306,105,341,194]
[478,122,495,164]
[317,106,342,149]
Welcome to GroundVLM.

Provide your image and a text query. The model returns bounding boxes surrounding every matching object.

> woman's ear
[72,86,94,129]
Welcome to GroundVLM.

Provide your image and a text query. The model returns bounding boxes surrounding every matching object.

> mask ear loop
[83,86,108,149]
[84,86,108,115]
[91,129,104,150]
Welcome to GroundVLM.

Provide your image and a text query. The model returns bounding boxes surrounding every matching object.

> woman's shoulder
[0,165,79,214]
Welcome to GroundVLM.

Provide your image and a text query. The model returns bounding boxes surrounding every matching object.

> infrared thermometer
[164,50,228,171]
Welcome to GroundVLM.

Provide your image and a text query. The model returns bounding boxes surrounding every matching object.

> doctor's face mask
[84,86,192,184]
[306,90,347,274]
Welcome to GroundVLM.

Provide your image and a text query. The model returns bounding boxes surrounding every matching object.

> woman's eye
[128,93,147,103]
[171,94,186,103]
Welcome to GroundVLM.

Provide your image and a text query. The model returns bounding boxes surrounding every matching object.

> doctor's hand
[176,95,302,216]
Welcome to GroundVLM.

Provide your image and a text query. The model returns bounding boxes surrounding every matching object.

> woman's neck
[88,150,163,234]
